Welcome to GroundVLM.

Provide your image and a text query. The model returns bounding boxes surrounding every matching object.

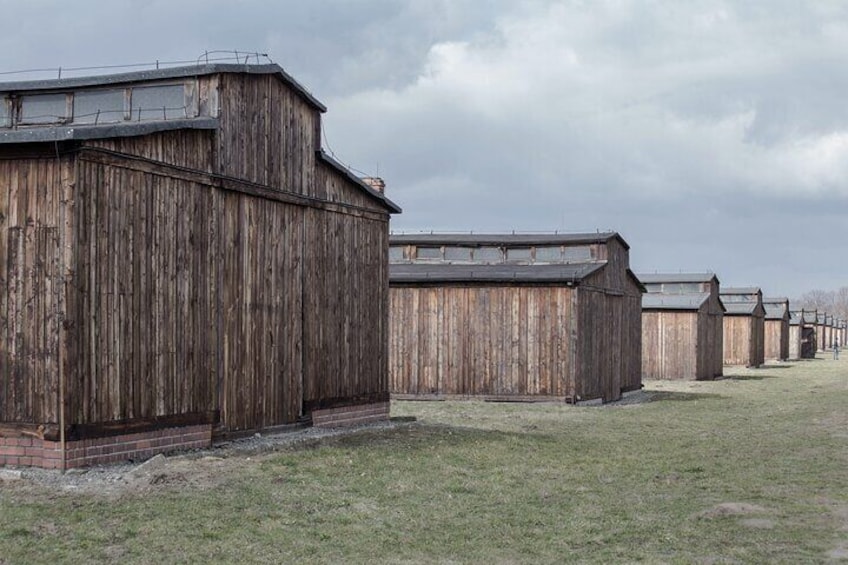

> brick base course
[311,401,390,428]
[0,424,212,469]
[2,402,390,468]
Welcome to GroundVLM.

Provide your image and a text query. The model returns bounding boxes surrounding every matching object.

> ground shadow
[725,374,779,381]
[646,391,725,403]
[760,364,793,369]
[306,421,537,452]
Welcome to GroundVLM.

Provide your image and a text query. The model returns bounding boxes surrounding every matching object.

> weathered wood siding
[702,307,724,379]
[302,206,389,409]
[723,315,764,367]
[389,285,575,399]
[0,156,74,426]
[66,154,388,433]
[642,311,697,380]
[216,73,319,192]
[586,239,642,395]
[641,291,723,382]
[764,319,789,361]
[216,191,304,431]
[788,325,802,360]
[69,160,217,427]
[86,129,215,172]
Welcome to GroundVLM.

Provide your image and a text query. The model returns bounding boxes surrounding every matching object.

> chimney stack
[361,176,386,193]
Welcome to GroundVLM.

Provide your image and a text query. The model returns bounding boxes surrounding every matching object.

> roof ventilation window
[0,96,9,128]
[19,93,69,125]
[562,245,593,262]
[722,294,754,303]
[474,246,502,263]
[74,89,125,124]
[662,282,704,293]
[444,247,473,262]
[388,246,405,262]
[415,246,442,261]
[130,84,188,121]
[534,246,562,263]
[505,247,532,263]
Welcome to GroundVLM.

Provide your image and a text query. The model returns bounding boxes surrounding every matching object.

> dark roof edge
[389,231,628,248]
[721,287,762,295]
[317,151,402,214]
[0,63,327,113]
[635,272,719,284]
[627,269,646,293]
[389,262,606,284]
[0,117,218,144]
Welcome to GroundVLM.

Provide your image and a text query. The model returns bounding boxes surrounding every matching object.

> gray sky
[1,0,846,298]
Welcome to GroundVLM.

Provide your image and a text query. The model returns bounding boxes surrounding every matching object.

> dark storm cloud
[0,1,845,297]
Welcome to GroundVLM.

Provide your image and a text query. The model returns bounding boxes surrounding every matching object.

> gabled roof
[389,232,629,249]
[642,293,710,311]
[636,272,719,284]
[803,311,818,324]
[722,287,761,295]
[723,302,759,315]
[763,302,789,320]
[389,262,606,284]
[789,311,803,326]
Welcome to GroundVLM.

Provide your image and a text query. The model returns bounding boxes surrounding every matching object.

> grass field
[1,355,847,563]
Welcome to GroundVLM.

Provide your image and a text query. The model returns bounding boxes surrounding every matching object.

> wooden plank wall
[66,156,387,433]
[0,156,73,425]
[389,286,575,399]
[764,320,789,361]
[302,207,389,408]
[641,311,699,380]
[723,316,753,366]
[700,309,724,379]
[591,240,642,395]
[87,130,215,172]
[750,314,765,367]
[576,289,617,401]
[788,325,802,360]
[217,192,304,430]
[69,161,220,426]
[619,294,643,393]
[216,74,318,193]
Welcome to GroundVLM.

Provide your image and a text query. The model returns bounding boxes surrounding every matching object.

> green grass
[2,356,848,563]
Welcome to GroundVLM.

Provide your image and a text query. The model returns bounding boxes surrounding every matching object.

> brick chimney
[361,176,386,193]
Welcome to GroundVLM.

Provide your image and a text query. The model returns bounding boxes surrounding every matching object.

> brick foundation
[0,424,212,469]
[311,401,390,428]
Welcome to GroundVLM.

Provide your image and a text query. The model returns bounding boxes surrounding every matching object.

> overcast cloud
[1,0,846,297]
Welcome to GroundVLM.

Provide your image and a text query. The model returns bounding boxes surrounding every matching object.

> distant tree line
[794,287,848,321]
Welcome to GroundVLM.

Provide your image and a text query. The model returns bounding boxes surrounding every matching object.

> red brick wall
[0,425,212,469]
[311,402,390,428]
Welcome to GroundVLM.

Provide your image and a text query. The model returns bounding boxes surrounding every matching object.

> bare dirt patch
[695,502,770,520]
[739,518,775,529]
